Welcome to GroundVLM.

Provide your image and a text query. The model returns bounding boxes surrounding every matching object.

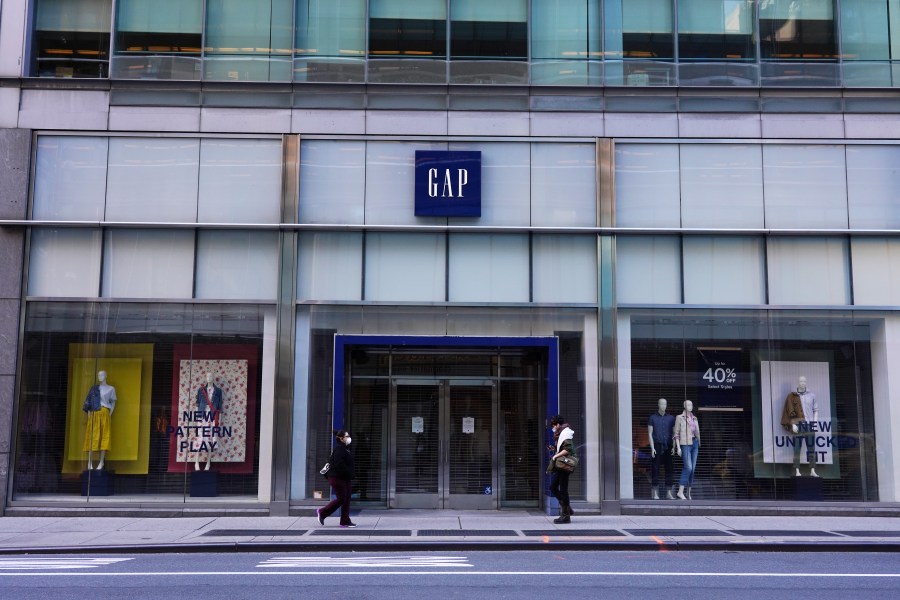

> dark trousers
[322,477,353,525]
[792,431,818,469]
[550,470,570,507]
[650,443,674,488]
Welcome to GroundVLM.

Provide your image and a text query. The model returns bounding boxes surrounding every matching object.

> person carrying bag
[547,415,576,524]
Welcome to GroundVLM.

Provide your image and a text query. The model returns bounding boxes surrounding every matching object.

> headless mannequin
[195,373,221,471]
[675,400,700,500]
[648,398,675,500]
[87,370,116,470]
[792,376,819,478]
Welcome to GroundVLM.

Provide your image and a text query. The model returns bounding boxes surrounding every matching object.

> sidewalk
[0,511,899,554]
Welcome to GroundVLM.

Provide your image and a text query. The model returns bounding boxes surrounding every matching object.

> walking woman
[316,429,356,527]
[548,415,575,524]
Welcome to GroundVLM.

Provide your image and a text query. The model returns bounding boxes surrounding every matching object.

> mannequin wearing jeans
[648,398,675,500]
[674,400,700,500]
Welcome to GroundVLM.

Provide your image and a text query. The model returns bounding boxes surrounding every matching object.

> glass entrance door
[390,379,497,509]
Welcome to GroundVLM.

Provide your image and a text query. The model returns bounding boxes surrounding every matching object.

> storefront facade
[1,1,900,515]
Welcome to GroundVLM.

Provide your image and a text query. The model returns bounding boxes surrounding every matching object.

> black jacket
[328,443,354,481]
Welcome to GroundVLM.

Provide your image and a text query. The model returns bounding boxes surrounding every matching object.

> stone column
[0,128,30,513]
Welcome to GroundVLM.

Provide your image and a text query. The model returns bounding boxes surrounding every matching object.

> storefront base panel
[621,501,900,517]
[4,505,270,518]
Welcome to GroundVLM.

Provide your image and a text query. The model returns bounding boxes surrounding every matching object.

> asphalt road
[0,550,897,599]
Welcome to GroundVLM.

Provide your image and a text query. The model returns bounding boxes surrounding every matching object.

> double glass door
[390,379,497,509]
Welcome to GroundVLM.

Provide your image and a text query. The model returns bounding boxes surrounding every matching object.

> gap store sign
[414,150,482,217]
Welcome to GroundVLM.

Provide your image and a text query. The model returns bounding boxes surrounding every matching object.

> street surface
[0,550,897,599]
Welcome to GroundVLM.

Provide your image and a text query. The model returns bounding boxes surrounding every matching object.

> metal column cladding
[414,151,482,217]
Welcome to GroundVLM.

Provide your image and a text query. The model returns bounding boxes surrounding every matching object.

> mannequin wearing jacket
[673,400,700,500]
[83,370,117,470]
[648,398,676,500]
[195,372,224,471]
[781,376,819,477]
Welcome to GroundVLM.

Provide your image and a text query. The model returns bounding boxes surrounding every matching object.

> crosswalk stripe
[0,557,132,570]
[258,556,471,568]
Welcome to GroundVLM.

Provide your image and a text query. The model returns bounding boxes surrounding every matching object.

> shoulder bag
[554,455,578,473]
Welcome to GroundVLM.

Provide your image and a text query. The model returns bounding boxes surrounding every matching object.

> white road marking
[259,556,472,568]
[0,570,898,578]
[0,557,132,570]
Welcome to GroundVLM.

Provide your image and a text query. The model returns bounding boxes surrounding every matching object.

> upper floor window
[113,0,203,80]
[33,0,111,78]
[759,0,837,60]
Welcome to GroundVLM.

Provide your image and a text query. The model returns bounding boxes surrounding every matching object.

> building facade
[1,0,899,516]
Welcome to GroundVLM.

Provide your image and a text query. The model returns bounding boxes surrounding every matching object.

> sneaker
[316,508,325,526]
[340,522,357,528]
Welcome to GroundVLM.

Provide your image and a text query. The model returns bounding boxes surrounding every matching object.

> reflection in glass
[759,0,836,60]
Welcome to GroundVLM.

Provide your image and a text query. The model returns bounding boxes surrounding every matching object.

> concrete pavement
[0,510,899,553]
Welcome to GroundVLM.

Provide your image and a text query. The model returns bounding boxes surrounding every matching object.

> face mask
[344,437,352,445]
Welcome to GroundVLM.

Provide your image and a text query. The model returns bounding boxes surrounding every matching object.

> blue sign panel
[414,150,482,217]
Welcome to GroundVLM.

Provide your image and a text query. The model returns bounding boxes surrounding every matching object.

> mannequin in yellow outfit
[83,370,117,470]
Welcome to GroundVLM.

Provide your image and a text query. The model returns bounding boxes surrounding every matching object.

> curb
[1,539,899,555]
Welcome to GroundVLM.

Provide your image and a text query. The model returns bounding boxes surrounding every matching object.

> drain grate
[730,530,839,537]
[522,529,625,537]
[309,529,411,536]
[417,530,519,537]
[201,529,308,537]
[624,529,735,537]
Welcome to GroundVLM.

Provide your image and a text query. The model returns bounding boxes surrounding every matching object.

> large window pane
[767,238,850,305]
[205,0,293,81]
[450,0,526,59]
[299,141,365,224]
[760,0,836,60]
[678,0,754,60]
[851,238,900,306]
[531,143,596,227]
[32,136,108,221]
[365,141,445,225]
[615,144,681,228]
[763,145,848,230]
[532,0,602,85]
[449,142,530,226]
[448,234,529,302]
[532,234,597,303]
[365,233,446,302]
[28,229,102,297]
[112,0,202,79]
[102,229,195,298]
[369,0,447,58]
[195,231,279,300]
[683,237,765,305]
[198,139,282,224]
[846,146,900,230]
[33,0,111,77]
[295,0,366,82]
[616,236,681,304]
[105,138,200,223]
[680,144,764,228]
[297,232,363,301]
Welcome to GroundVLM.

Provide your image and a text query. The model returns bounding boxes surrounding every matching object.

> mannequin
[195,372,224,471]
[673,400,700,500]
[647,398,675,500]
[82,370,117,470]
[780,375,819,477]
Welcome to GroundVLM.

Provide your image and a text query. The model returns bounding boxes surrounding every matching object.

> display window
[623,309,879,502]
[13,302,269,503]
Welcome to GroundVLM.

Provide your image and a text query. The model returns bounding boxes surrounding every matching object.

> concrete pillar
[0,128,30,513]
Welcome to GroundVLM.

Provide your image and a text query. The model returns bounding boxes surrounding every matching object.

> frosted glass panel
[117,0,202,33]
[451,0,526,22]
[198,139,282,224]
[616,236,681,304]
[370,0,446,19]
[102,229,194,298]
[296,0,366,57]
[195,231,279,300]
[27,229,102,297]
[365,233,445,302]
[683,237,765,304]
[297,232,363,301]
[532,0,600,59]
[106,138,200,222]
[680,144,764,229]
[365,141,445,225]
[615,144,681,228]
[449,142,530,226]
[846,146,900,230]
[37,0,112,32]
[532,234,597,303]
[763,145,848,229]
[448,234,529,302]
[760,0,832,20]
[851,238,900,306]
[767,238,850,305]
[531,143,596,227]
[299,141,365,224]
[679,0,752,34]
[624,0,672,32]
[33,136,108,221]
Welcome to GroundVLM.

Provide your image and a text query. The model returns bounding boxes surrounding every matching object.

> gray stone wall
[0,128,30,513]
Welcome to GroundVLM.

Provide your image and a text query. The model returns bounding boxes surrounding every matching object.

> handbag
[554,455,578,473]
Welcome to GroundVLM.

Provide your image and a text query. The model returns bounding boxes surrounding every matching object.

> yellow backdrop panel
[63,344,154,475]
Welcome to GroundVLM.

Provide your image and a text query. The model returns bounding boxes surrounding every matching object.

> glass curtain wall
[677,0,756,85]
[204,0,294,81]
[759,0,838,85]
[450,0,528,83]
[32,0,112,78]
[840,0,900,86]
[295,0,366,82]
[531,0,602,85]
[112,0,203,79]
[368,0,448,82]
[605,0,674,85]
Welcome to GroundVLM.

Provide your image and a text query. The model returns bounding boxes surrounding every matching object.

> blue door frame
[332,335,559,433]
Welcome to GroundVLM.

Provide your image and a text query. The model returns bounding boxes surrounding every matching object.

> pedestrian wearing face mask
[316,429,356,527]
[547,415,576,524]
